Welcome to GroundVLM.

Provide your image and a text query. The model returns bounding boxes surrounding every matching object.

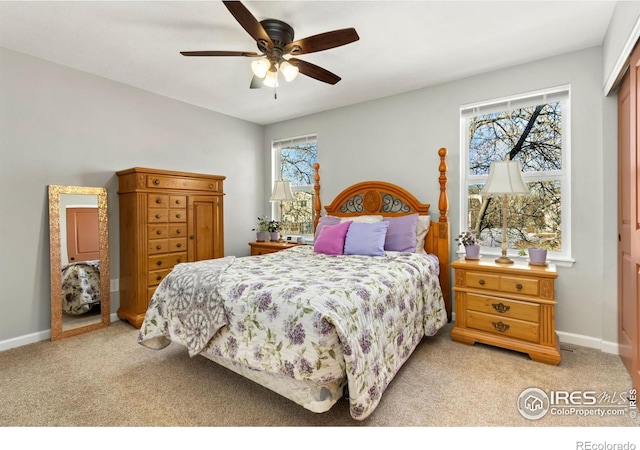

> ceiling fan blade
[289,58,341,85]
[250,75,263,89]
[223,1,273,47]
[285,28,359,55]
[180,51,260,57]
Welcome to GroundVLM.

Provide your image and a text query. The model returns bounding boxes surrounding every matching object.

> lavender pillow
[344,221,390,256]
[314,215,341,243]
[314,221,352,255]
[384,213,419,252]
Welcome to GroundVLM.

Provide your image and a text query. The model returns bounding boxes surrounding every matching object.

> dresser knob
[177,243,182,248]
[156,230,162,235]
[153,179,160,186]
[176,214,181,219]
[175,200,181,205]
[492,321,510,333]
[156,214,161,219]
[156,245,162,250]
[156,275,162,281]
[479,279,485,285]
[157,261,162,266]
[492,302,510,313]
[176,229,182,234]
[155,198,161,204]
[516,283,523,290]
[190,235,195,240]
[177,258,182,263]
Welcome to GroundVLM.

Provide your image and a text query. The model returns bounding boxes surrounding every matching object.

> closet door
[618,41,640,392]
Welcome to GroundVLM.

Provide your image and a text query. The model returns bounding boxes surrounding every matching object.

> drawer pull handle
[156,245,162,250]
[156,275,162,281]
[516,283,523,290]
[156,230,162,235]
[492,302,511,314]
[478,279,485,285]
[176,243,182,248]
[153,179,160,186]
[157,261,162,266]
[190,235,195,240]
[492,321,510,333]
[155,198,161,204]
[209,183,214,189]
[176,229,182,234]
[176,214,182,219]
[175,200,181,205]
[155,214,161,219]
[177,258,183,263]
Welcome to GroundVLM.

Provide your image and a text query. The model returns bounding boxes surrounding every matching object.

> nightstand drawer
[466,271,500,290]
[500,275,539,296]
[466,293,539,322]
[466,310,539,343]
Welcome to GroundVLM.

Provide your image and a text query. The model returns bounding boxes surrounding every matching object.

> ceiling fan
[180,1,359,90]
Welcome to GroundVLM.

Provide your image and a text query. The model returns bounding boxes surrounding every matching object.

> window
[460,86,571,261]
[272,134,318,238]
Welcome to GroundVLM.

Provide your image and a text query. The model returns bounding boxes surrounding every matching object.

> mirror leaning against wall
[48,185,110,341]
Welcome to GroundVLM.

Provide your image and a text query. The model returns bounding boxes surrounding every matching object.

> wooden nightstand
[249,241,302,256]
[450,257,560,365]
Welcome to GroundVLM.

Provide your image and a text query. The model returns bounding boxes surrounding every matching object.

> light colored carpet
[1,320,638,442]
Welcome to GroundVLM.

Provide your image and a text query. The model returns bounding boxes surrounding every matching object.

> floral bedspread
[61,260,100,315]
[138,245,447,420]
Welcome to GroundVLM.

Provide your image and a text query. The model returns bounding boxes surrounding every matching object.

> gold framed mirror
[48,185,110,341]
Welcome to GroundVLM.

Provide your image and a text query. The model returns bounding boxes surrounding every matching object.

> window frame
[459,85,573,265]
[271,133,318,240]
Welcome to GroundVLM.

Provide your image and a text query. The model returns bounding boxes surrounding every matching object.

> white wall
[0,47,264,344]
[265,46,619,350]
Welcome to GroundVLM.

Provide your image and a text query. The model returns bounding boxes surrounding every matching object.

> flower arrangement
[252,216,270,233]
[455,231,478,247]
[267,220,281,233]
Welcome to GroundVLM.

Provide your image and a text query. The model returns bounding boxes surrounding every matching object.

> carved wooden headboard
[311,148,451,322]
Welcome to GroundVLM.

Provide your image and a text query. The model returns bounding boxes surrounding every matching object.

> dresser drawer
[466,271,500,290]
[148,224,168,238]
[147,238,168,255]
[149,194,168,207]
[169,195,186,208]
[168,209,187,222]
[148,268,170,287]
[148,208,168,223]
[500,275,539,296]
[169,224,186,238]
[149,252,187,271]
[146,175,222,192]
[466,310,539,343]
[466,293,539,322]
[169,237,187,252]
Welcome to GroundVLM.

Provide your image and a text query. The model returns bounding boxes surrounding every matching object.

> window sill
[455,250,575,268]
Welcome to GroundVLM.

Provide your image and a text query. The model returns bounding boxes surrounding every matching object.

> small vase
[528,248,547,265]
[256,232,266,242]
[269,232,280,242]
[465,244,480,260]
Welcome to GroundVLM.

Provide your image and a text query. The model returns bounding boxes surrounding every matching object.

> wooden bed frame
[311,147,451,322]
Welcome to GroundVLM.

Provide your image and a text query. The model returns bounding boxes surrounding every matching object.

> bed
[61,260,101,315]
[138,147,451,420]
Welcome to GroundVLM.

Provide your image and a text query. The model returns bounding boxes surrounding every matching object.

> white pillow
[339,215,384,224]
[415,215,431,253]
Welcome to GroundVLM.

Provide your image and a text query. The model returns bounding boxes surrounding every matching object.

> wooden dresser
[450,257,560,365]
[117,167,225,328]
[249,241,301,256]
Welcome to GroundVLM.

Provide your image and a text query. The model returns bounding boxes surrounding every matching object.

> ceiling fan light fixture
[279,60,299,82]
[251,58,270,78]
[263,67,279,87]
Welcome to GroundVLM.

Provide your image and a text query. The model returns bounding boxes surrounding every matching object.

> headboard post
[436,147,451,322]
[313,163,321,232]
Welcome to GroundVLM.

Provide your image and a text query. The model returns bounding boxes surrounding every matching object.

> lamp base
[495,255,515,265]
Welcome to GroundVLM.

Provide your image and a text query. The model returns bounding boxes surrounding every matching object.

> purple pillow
[344,221,390,256]
[384,213,419,252]
[314,215,341,243]
[314,221,352,255]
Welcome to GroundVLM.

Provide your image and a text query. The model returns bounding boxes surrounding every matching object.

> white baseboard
[0,313,120,352]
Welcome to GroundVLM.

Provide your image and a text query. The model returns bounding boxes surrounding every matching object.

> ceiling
[0,1,617,125]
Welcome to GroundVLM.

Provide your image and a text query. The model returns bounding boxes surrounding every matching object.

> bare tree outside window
[464,90,568,256]
[274,137,317,236]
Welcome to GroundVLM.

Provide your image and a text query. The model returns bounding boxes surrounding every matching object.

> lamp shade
[270,180,295,202]
[480,160,529,195]
[251,58,270,79]
[279,60,299,82]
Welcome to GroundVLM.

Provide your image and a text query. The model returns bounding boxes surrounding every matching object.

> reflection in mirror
[48,185,110,341]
